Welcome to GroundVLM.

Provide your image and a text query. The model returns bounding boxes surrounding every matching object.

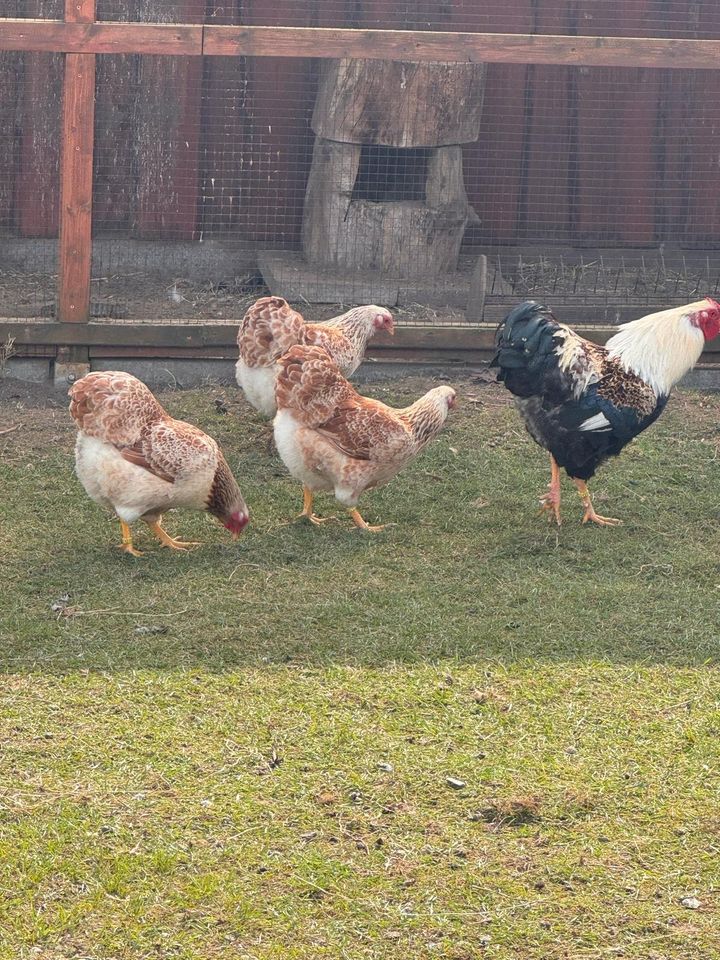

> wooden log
[312,59,486,147]
[131,0,205,240]
[302,138,360,266]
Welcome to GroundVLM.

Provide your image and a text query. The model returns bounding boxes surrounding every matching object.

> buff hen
[273,345,456,531]
[69,371,249,555]
[236,296,394,416]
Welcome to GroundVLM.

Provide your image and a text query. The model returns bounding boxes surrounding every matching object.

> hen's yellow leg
[538,454,562,525]
[146,518,201,550]
[572,479,622,527]
[118,520,144,557]
[297,486,331,526]
[348,508,385,533]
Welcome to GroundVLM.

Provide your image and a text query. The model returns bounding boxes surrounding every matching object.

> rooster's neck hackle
[605,301,708,396]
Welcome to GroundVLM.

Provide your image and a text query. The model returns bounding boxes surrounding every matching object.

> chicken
[492,298,720,526]
[69,371,249,555]
[273,345,456,531]
[236,296,395,416]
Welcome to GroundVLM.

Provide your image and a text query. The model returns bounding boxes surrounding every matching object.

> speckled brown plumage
[597,356,657,416]
[274,346,455,513]
[69,371,248,533]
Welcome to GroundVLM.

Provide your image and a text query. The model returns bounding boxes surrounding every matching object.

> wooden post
[57,0,96,325]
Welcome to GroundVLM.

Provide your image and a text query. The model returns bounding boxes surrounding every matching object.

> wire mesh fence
[2,2,720,330]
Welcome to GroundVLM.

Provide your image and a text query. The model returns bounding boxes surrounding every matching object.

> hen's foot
[118,520,143,557]
[147,520,201,551]
[348,508,385,533]
[297,486,333,526]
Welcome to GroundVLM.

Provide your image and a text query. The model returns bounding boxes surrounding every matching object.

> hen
[236,296,394,416]
[492,298,720,525]
[273,345,456,531]
[69,371,249,555]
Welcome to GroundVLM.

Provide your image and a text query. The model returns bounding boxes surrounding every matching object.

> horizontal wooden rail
[0,20,202,55]
[4,321,720,359]
[1,21,720,69]
[202,26,720,69]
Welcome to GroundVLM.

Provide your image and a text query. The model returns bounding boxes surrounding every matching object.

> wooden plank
[14,1,63,239]
[198,0,247,235]
[58,41,96,321]
[202,26,720,70]
[5,318,720,353]
[458,0,532,244]
[0,20,203,54]
[0,0,20,233]
[235,0,316,244]
[131,1,205,240]
[0,21,719,70]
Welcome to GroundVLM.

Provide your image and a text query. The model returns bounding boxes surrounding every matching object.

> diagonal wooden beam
[57,0,96,323]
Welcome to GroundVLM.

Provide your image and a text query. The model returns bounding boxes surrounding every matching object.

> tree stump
[302,60,486,280]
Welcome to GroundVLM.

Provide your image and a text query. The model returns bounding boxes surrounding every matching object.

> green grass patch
[1,378,719,958]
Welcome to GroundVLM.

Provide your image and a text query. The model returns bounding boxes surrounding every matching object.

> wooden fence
[2,3,720,362]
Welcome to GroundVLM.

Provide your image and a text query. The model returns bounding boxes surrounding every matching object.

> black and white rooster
[492,299,720,526]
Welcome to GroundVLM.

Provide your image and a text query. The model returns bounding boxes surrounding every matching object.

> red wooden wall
[3,0,720,247]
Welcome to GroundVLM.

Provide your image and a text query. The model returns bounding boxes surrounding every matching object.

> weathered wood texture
[4,2,720,250]
[312,60,486,147]
[131,0,205,240]
[14,1,63,238]
[302,141,474,277]
[57,0,96,323]
[4,320,720,368]
[0,21,203,54]
[0,1,20,233]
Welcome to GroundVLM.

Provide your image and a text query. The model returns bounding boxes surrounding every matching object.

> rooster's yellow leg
[146,518,201,550]
[118,520,144,557]
[538,454,562,525]
[348,508,385,533]
[297,486,331,526]
[572,479,622,527]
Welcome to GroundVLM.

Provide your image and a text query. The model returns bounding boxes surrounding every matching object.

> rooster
[236,296,395,416]
[69,371,249,556]
[273,345,456,531]
[492,298,720,525]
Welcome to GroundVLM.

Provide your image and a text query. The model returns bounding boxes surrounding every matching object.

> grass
[1,375,720,959]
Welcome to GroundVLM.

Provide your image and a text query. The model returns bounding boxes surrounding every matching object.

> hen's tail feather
[491,300,563,397]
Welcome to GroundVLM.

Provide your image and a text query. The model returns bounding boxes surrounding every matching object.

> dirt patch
[0,375,68,409]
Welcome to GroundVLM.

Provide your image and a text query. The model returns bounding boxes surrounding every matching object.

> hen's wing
[238,296,305,367]
[315,397,413,463]
[68,371,165,446]
[302,324,355,371]
[69,371,216,484]
[275,344,354,427]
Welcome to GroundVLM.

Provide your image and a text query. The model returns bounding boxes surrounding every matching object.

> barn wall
[2,0,720,246]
